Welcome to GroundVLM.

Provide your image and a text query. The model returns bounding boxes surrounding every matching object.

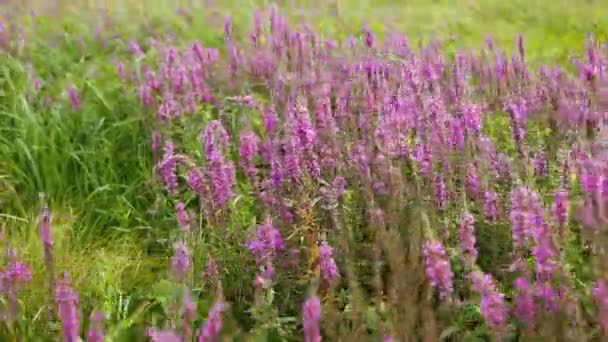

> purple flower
[182,293,197,341]
[128,41,144,57]
[483,190,499,222]
[459,212,477,266]
[534,152,548,177]
[510,186,530,249]
[147,329,181,342]
[175,202,191,231]
[188,168,205,195]
[319,242,340,286]
[39,206,53,246]
[513,277,535,328]
[239,131,261,179]
[469,271,508,331]
[68,86,81,112]
[303,296,321,342]
[593,280,608,331]
[434,176,448,210]
[246,223,284,263]
[422,241,454,300]
[56,273,80,342]
[554,189,569,227]
[466,163,479,196]
[158,141,179,196]
[198,300,228,342]
[171,241,191,282]
[151,131,161,154]
[87,311,105,342]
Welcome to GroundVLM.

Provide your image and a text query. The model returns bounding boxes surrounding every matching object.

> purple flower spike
[68,86,81,112]
[303,296,321,342]
[198,300,228,342]
[87,311,105,342]
[459,212,477,266]
[422,241,454,300]
[319,242,340,286]
[171,241,191,282]
[593,280,608,332]
[513,277,535,328]
[55,273,80,342]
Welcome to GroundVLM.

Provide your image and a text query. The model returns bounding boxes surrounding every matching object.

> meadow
[1,0,608,340]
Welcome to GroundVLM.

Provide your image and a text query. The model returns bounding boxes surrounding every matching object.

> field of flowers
[2,0,608,341]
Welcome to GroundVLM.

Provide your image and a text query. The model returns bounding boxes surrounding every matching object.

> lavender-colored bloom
[462,103,483,136]
[175,202,191,231]
[303,296,321,342]
[470,271,508,331]
[201,121,231,157]
[87,311,105,342]
[434,176,448,210]
[483,190,499,222]
[151,131,161,154]
[171,241,191,282]
[147,329,181,342]
[188,168,205,195]
[246,223,285,262]
[158,141,179,196]
[239,131,260,179]
[510,186,530,249]
[534,152,548,177]
[593,280,608,331]
[554,189,569,227]
[128,41,144,57]
[207,153,236,208]
[39,206,53,246]
[513,277,535,328]
[68,86,81,112]
[56,273,80,342]
[466,163,479,196]
[198,300,228,342]
[332,176,347,199]
[459,212,477,266]
[422,241,454,300]
[182,293,197,341]
[319,242,340,286]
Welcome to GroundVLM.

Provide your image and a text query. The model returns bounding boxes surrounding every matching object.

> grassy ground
[1,0,607,338]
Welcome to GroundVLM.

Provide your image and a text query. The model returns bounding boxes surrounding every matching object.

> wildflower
[470,271,508,331]
[554,189,569,227]
[246,223,285,262]
[422,241,454,300]
[68,86,81,112]
[319,242,340,286]
[56,273,80,342]
[198,300,228,342]
[128,41,144,57]
[147,329,180,342]
[239,131,260,179]
[303,296,321,342]
[593,280,608,332]
[513,277,535,328]
[87,311,105,342]
[434,176,448,210]
[182,293,197,341]
[158,141,179,196]
[171,241,191,282]
[175,202,191,231]
[151,131,161,154]
[483,190,498,222]
[459,212,477,266]
[0,257,32,320]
